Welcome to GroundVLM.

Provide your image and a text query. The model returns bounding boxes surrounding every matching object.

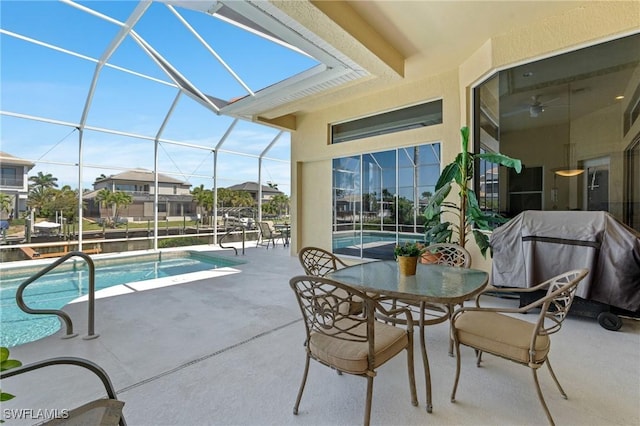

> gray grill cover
[490,210,640,312]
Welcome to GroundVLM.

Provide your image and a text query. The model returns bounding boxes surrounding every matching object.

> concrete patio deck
[3,243,639,425]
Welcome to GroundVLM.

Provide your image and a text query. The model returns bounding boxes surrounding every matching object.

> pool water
[0,251,243,347]
[333,231,423,249]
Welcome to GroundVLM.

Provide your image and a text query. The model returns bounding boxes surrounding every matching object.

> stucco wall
[291,1,640,273]
[292,71,461,253]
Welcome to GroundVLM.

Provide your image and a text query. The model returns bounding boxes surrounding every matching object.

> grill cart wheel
[597,311,623,331]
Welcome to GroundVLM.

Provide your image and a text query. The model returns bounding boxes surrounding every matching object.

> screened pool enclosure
[0,0,346,252]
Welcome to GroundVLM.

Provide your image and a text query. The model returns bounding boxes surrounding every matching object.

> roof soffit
[0,152,36,168]
[215,0,385,122]
[254,0,612,121]
[235,0,407,123]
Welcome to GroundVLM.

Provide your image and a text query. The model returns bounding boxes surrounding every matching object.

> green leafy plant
[1,346,22,403]
[394,242,425,258]
[424,126,522,256]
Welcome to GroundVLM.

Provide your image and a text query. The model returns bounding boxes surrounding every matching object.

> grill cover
[490,210,640,312]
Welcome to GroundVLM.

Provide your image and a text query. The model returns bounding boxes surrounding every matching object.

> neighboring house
[226,181,283,205]
[335,193,362,224]
[83,168,195,221]
[0,151,35,219]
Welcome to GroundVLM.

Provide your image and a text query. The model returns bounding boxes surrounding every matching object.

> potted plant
[1,346,22,409]
[423,126,522,257]
[394,242,425,275]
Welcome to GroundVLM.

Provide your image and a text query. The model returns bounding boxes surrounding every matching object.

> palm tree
[268,193,289,217]
[424,126,522,255]
[191,185,213,225]
[216,188,253,208]
[95,188,112,218]
[27,186,54,217]
[216,188,234,208]
[0,192,12,216]
[28,172,59,190]
[230,190,254,207]
[94,188,131,226]
[110,191,132,219]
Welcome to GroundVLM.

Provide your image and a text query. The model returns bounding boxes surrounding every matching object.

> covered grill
[490,210,640,329]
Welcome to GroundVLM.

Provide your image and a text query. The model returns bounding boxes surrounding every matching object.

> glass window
[332,142,441,259]
[625,136,640,229]
[331,100,443,144]
[1,167,18,186]
[474,33,640,231]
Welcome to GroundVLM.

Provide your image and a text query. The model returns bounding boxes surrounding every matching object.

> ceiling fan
[503,95,564,118]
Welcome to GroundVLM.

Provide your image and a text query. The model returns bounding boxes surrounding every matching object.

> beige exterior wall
[292,71,460,250]
[152,183,191,196]
[291,1,640,273]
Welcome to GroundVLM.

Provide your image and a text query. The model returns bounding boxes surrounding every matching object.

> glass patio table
[327,260,489,413]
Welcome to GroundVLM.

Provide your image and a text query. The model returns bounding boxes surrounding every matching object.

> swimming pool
[0,251,244,347]
[333,231,425,260]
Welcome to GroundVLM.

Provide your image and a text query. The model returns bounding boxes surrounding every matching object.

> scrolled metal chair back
[298,246,348,277]
[424,243,471,268]
[257,221,274,238]
[290,275,370,343]
[537,269,588,336]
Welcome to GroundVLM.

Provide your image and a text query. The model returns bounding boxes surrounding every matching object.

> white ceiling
[347,1,594,78]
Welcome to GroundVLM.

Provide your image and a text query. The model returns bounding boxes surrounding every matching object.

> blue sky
[1,0,319,195]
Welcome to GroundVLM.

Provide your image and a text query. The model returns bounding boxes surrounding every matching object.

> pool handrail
[16,251,99,341]
[219,226,246,256]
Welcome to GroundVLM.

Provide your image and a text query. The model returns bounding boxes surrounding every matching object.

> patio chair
[256,221,283,249]
[0,356,126,426]
[420,243,471,268]
[388,243,472,353]
[289,275,418,426]
[450,269,589,426]
[298,246,365,317]
[298,246,348,277]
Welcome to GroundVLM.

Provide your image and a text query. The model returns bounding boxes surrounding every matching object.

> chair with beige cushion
[256,221,283,249]
[392,243,472,354]
[450,269,589,426]
[289,275,418,426]
[0,356,125,426]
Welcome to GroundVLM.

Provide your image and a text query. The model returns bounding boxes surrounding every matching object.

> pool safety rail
[16,251,99,341]
[219,226,246,256]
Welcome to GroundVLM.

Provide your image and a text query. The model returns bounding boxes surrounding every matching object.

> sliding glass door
[332,143,440,259]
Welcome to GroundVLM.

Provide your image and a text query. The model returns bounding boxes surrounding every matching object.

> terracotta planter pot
[420,251,443,264]
[397,255,419,276]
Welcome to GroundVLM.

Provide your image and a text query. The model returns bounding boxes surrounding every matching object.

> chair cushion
[309,319,408,374]
[43,399,124,426]
[454,311,550,364]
